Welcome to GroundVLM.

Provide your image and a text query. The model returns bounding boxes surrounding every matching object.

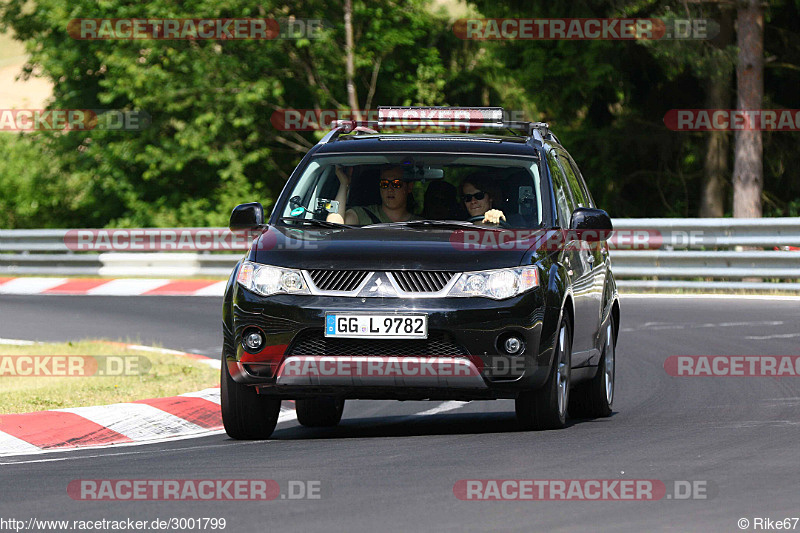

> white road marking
[0,338,38,345]
[414,401,469,416]
[56,403,208,440]
[180,388,222,405]
[0,278,67,294]
[622,293,800,301]
[712,420,800,428]
[0,431,229,463]
[0,431,41,454]
[278,407,298,424]
[122,344,220,368]
[192,281,227,296]
[86,279,171,296]
[621,320,784,332]
[0,405,296,461]
[745,332,800,340]
[126,344,187,355]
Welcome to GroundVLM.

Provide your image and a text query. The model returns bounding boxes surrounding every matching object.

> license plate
[325,313,428,339]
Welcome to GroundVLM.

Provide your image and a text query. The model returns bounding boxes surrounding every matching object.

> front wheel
[221,353,281,440]
[296,397,345,427]
[516,318,572,430]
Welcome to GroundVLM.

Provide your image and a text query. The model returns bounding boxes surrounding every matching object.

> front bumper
[227,284,556,398]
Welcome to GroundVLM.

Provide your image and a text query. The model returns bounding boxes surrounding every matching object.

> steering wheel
[468,215,511,228]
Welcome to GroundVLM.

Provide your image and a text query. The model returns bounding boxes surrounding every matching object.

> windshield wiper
[363,219,505,231]
[277,217,353,229]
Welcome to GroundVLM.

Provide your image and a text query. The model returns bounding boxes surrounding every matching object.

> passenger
[327,165,420,225]
[422,180,462,220]
[461,175,506,225]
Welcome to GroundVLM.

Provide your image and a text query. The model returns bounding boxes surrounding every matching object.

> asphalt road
[1,295,799,532]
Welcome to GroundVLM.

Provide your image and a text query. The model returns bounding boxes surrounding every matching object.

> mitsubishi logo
[358,273,396,297]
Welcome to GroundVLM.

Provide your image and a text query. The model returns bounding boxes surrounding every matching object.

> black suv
[221,107,620,439]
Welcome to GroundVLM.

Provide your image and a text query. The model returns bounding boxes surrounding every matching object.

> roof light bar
[321,107,553,144]
[377,106,504,123]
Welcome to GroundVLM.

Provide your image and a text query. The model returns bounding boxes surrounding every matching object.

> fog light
[504,336,522,354]
[244,329,264,351]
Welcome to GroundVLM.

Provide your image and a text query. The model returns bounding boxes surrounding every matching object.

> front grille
[308,269,368,292]
[287,330,469,357]
[390,271,456,292]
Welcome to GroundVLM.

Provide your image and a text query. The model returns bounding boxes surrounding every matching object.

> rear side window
[556,152,588,208]
[559,150,595,208]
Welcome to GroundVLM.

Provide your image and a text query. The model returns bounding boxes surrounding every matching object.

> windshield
[276,154,544,229]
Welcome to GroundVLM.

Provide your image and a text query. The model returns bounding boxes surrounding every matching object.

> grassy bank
[0,341,218,414]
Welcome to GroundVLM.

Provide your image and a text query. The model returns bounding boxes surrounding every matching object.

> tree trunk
[701,118,728,218]
[700,7,733,218]
[344,0,361,121]
[732,0,764,218]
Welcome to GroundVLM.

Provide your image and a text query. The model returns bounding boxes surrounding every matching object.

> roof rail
[318,106,554,144]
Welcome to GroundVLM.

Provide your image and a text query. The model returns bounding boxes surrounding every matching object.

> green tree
[0,0,465,228]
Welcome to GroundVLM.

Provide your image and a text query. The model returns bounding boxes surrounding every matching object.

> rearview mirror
[402,166,444,181]
[569,207,613,241]
[230,202,265,231]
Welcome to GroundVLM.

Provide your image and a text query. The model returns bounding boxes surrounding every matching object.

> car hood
[251,225,547,271]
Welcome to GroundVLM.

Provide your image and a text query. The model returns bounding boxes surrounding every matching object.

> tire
[569,318,615,419]
[516,318,572,430]
[296,397,345,427]
[220,351,281,440]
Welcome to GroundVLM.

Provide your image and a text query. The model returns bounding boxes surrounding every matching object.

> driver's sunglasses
[462,191,486,202]
[380,179,405,189]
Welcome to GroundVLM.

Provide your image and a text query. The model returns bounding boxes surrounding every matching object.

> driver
[461,175,506,225]
[327,165,421,225]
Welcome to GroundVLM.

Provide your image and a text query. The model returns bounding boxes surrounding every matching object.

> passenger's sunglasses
[380,179,405,189]
[462,191,487,202]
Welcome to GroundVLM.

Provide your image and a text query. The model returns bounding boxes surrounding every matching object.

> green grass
[0,341,218,414]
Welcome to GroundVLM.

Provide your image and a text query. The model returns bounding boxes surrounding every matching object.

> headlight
[447,266,539,300]
[236,261,310,297]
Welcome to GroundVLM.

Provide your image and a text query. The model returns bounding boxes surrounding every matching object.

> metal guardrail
[612,218,800,249]
[1,219,799,289]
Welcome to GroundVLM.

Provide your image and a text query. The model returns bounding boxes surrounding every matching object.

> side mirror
[230,202,265,231]
[569,207,613,241]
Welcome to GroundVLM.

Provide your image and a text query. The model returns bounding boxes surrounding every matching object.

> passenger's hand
[482,209,506,225]
[335,166,351,188]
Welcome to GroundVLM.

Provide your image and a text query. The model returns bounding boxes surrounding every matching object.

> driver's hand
[335,165,352,188]
[482,209,506,225]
